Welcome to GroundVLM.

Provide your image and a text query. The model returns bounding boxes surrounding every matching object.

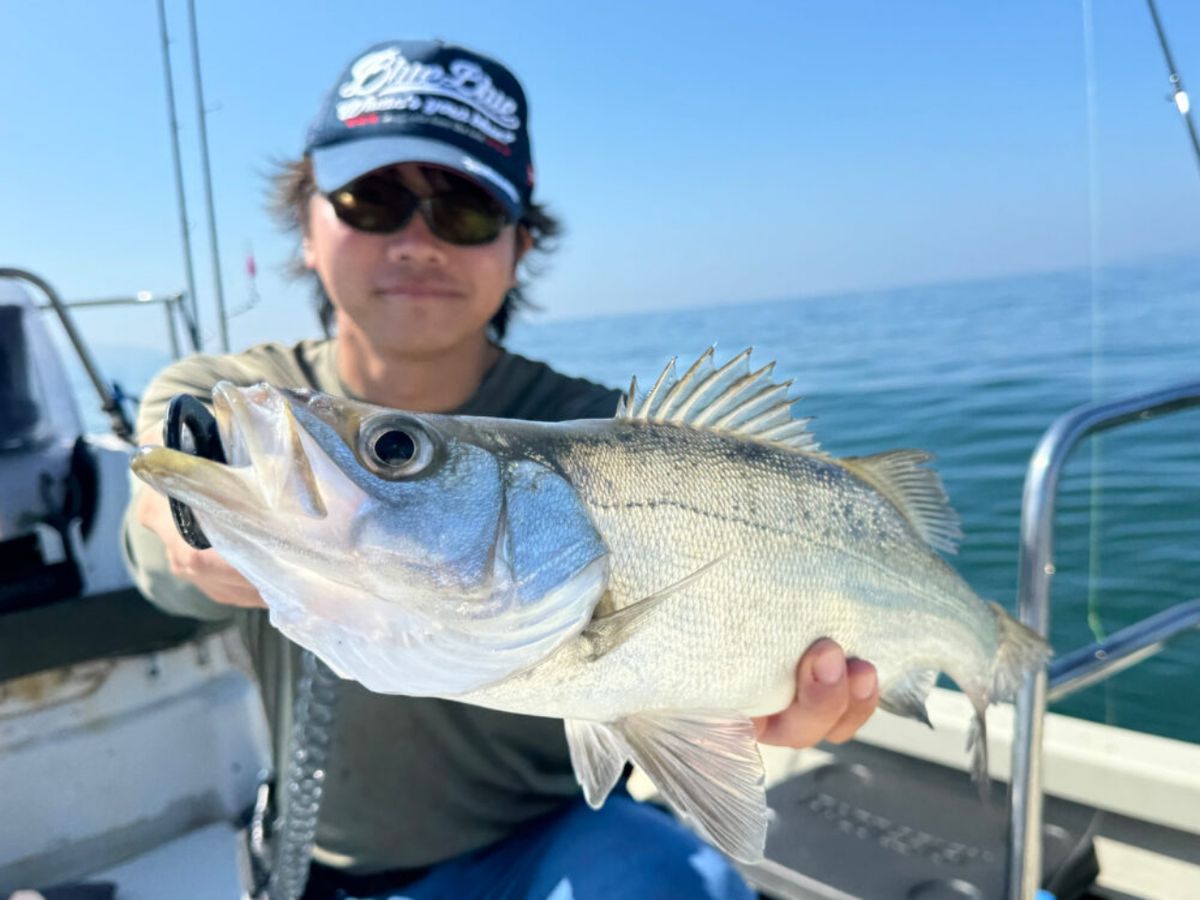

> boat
[0,269,271,898]
[1,263,1198,900]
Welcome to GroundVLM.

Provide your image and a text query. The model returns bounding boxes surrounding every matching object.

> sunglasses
[326,169,513,246]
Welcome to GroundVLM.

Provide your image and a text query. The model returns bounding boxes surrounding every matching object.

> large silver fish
[131,348,1050,862]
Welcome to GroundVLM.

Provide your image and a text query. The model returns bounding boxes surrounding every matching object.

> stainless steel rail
[1048,598,1200,703]
[1005,380,1200,899]
[34,291,196,360]
[0,267,137,442]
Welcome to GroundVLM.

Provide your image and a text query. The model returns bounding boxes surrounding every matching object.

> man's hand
[133,425,266,609]
[752,639,879,747]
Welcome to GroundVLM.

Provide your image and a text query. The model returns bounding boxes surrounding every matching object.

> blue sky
[2,0,1199,353]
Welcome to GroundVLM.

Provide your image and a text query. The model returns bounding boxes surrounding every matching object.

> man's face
[303,163,526,358]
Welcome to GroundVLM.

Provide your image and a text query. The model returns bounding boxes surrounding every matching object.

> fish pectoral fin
[878,667,939,727]
[615,710,768,863]
[581,558,723,660]
[565,719,628,808]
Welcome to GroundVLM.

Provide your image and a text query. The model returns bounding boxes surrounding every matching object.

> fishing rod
[186,0,231,353]
[1145,0,1200,175]
[155,0,232,353]
[155,0,202,351]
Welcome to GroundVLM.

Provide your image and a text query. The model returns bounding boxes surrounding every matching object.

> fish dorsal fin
[616,348,820,453]
[842,450,962,554]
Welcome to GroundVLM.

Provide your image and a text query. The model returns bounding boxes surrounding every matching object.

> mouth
[131,444,256,518]
[374,282,463,300]
[131,382,329,521]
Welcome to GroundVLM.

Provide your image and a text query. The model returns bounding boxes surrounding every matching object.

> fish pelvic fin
[565,711,768,863]
[565,720,628,808]
[617,348,821,454]
[878,667,938,727]
[841,450,963,554]
[623,711,768,863]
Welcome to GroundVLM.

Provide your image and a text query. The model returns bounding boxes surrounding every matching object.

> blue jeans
[340,793,755,900]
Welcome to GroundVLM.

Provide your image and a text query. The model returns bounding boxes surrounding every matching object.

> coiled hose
[267,649,340,900]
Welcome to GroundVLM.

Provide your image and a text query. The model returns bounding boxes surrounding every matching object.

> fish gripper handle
[163,393,227,550]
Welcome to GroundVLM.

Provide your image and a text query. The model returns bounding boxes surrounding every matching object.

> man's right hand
[133,424,267,609]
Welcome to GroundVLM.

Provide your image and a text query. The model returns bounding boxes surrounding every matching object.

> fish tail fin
[965,701,991,803]
[965,603,1051,800]
[987,601,1053,703]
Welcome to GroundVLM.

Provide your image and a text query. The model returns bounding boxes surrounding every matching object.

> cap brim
[311,136,523,220]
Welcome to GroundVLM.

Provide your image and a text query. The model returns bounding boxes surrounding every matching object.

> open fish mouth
[131,443,259,519]
[132,382,329,521]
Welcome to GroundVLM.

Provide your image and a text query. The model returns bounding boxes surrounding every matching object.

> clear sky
[3,0,1199,353]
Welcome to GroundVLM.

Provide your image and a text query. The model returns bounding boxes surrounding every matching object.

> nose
[385,207,447,264]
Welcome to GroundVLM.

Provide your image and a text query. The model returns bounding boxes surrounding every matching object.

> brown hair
[268,157,563,340]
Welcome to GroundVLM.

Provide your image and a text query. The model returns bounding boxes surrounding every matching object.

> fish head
[131,382,609,696]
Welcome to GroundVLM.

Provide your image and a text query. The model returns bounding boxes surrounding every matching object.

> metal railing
[1,267,199,443]
[1005,380,1200,899]
[1047,598,1200,703]
[35,291,198,361]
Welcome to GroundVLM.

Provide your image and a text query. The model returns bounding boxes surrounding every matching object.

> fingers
[136,424,162,447]
[132,438,267,610]
[824,657,879,743]
[169,546,267,608]
[754,639,879,748]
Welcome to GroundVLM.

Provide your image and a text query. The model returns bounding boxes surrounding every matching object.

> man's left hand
[752,639,879,747]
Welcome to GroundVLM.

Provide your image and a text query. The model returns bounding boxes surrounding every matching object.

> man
[124,39,879,899]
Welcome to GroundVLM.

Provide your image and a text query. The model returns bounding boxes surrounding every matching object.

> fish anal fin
[565,719,627,809]
[842,450,963,554]
[615,710,768,863]
[878,667,938,728]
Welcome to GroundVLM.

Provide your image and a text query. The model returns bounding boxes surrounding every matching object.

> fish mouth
[131,444,259,518]
[131,382,328,521]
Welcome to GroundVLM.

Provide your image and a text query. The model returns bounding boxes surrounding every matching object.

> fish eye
[359,415,440,479]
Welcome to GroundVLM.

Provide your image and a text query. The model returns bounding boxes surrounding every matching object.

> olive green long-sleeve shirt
[122,338,621,873]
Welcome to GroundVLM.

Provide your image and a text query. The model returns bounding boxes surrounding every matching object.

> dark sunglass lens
[330,175,417,233]
[428,191,508,245]
[330,170,509,244]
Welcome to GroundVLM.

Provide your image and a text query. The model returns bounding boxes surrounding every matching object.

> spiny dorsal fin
[841,450,963,554]
[617,348,819,453]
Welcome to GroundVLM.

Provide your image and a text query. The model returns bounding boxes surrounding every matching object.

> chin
[336,306,500,355]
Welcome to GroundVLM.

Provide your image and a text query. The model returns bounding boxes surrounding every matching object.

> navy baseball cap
[305,40,535,220]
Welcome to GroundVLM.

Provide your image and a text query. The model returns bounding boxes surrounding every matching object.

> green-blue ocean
[89,255,1200,745]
